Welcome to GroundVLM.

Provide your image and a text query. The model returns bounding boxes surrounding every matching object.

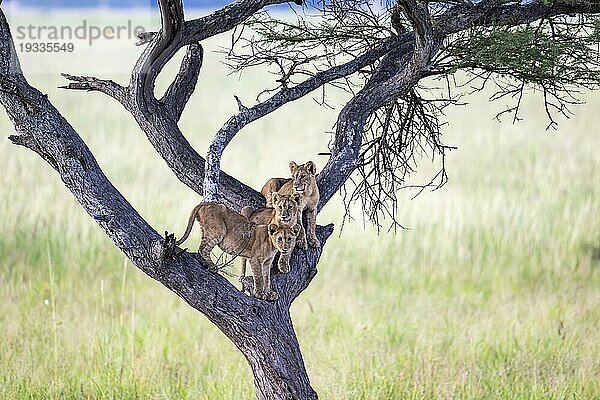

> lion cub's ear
[289,161,299,175]
[271,192,281,205]
[304,161,316,175]
[268,223,279,236]
[292,224,301,235]
[292,193,301,206]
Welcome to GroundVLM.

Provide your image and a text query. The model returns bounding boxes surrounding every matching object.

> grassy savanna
[1,9,599,400]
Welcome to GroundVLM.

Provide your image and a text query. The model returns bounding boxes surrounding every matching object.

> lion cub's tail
[176,204,202,245]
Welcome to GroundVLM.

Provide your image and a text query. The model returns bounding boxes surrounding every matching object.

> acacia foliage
[227,0,600,229]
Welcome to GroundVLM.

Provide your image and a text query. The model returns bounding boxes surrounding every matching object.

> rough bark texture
[3,1,600,399]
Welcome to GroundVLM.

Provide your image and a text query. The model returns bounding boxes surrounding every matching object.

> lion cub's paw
[298,236,308,250]
[264,290,279,301]
[252,290,278,301]
[308,236,321,248]
[278,259,290,273]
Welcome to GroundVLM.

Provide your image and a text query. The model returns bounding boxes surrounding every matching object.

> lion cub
[241,192,301,274]
[176,202,299,301]
[261,161,321,248]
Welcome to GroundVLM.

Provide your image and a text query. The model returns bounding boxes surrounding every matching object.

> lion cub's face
[271,193,301,224]
[268,224,301,254]
[289,161,317,194]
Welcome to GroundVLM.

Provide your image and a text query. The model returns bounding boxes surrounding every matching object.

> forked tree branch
[62,0,309,208]
[0,14,333,391]
[61,0,277,210]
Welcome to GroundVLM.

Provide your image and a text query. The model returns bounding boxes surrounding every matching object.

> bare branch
[183,0,296,44]
[234,95,248,111]
[60,73,128,105]
[127,4,265,208]
[161,43,203,121]
[125,0,306,207]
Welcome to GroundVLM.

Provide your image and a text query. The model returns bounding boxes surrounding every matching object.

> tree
[1,0,599,398]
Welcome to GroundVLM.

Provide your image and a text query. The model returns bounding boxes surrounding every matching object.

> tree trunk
[238,305,318,400]
[218,226,332,400]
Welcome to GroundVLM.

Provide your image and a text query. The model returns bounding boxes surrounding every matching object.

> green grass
[1,10,599,400]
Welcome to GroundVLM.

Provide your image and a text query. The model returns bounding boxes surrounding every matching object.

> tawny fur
[176,202,299,301]
[240,193,301,275]
[261,161,321,250]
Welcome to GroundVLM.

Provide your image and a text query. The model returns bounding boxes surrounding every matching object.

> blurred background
[0,1,599,399]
